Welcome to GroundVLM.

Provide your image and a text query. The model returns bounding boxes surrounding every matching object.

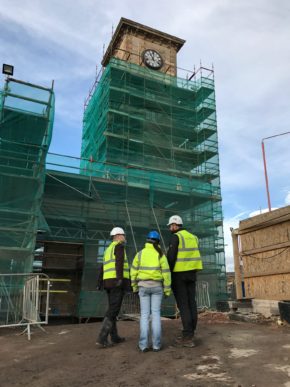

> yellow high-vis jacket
[103,241,130,280]
[174,229,203,272]
[130,243,171,296]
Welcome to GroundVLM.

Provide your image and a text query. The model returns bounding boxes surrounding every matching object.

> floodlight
[2,64,14,76]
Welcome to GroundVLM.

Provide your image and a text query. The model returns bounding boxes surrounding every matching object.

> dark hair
[152,240,163,258]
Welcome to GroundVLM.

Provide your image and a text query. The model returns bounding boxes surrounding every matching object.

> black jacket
[167,232,179,271]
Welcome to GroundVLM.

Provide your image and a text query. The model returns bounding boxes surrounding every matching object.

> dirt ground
[0,314,290,387]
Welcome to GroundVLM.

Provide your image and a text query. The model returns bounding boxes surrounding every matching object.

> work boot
[175,336,195,348]
[96,317,113,348]
[110,320,125,344]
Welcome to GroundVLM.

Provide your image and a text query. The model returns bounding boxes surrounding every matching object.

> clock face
[142,49,163,70]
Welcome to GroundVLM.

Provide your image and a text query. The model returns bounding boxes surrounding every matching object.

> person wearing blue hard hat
[131,230,171,352]
[147,230,160,240]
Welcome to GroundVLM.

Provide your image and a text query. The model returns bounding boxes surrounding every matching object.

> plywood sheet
[240,221,290,251]
[243,247,290,277]
[244,274,290,300]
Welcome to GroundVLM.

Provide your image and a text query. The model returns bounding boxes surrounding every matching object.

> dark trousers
[105,287,124,321]
[172,270,197,338]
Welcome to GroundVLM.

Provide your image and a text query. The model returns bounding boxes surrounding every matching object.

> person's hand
[116,279,123,287]
[96,279,104,291]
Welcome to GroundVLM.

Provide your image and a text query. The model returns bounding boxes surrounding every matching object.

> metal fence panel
[0,273,50,340]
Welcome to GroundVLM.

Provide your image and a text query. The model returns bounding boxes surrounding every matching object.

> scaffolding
[0,57,226,319]
[81,58,219,178]
[41,153,225,317]
[0,78,54,273]
[39,57,226,317]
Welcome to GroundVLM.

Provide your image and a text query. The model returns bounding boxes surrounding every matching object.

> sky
[1,0,290,271]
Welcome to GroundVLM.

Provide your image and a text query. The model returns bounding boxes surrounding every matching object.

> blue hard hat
[147,230,160,240]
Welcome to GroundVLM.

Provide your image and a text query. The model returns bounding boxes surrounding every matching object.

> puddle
[184,354,233,384]
[275,365,290,378]
[229,348,258,358]
[184,371,232,383]
[264,364,290,378]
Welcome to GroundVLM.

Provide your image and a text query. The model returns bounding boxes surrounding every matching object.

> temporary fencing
[120,280,210,320]
[0,273,50,340]
[196,281,211,309]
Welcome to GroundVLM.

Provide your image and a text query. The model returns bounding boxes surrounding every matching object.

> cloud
[248,208,280,217]
[285,192,290,205]
[0,1,108,59]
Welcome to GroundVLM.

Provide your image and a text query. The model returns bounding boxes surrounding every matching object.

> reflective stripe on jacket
[173,229,203,272]
[103,241,130,280]
[130,243,171,296]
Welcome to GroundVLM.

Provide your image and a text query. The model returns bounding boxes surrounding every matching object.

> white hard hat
[167,215,183,226]
[110,227,125,236]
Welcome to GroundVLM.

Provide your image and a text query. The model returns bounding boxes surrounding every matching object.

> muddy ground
[0,314,290,387]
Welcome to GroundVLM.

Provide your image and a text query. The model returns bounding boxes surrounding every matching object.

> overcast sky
[1,0,290,270]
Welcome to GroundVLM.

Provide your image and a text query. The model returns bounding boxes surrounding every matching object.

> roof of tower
[101,17,185,67]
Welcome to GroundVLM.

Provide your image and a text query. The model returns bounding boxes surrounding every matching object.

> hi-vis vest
[173,230,203,272]
[103,241,130,280]
[130,243,171,296]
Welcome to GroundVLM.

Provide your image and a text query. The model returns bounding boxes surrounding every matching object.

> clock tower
[102,18,185,76]
[81,18,226,309]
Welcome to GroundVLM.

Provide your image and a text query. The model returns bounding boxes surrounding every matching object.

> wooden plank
[232,229,243,299]
[244,274,290,300]
[239,205,290,232]
[241,241,290,256]
[238,215,290,235]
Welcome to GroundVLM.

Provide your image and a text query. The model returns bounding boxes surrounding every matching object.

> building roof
[102,17,185,67]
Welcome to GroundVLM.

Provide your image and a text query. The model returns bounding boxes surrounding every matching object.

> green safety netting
[0,78,54,273]
[0,58,226,319]
[42,58,226,316]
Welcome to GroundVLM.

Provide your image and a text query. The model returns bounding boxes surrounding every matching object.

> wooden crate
[235,205,290,300]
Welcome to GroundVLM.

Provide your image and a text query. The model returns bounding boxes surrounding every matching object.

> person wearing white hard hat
[96,227,130,348]
[167,215,183,227]
[167,215,203,348]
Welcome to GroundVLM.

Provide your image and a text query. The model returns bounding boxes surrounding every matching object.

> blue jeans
[138,286,163,350]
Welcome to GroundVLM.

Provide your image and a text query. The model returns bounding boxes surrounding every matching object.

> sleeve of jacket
[96,264,104,290]
[160,255,171,296]
[115,244,124,280]
[130,253,140,292]
[166,233,179,271]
